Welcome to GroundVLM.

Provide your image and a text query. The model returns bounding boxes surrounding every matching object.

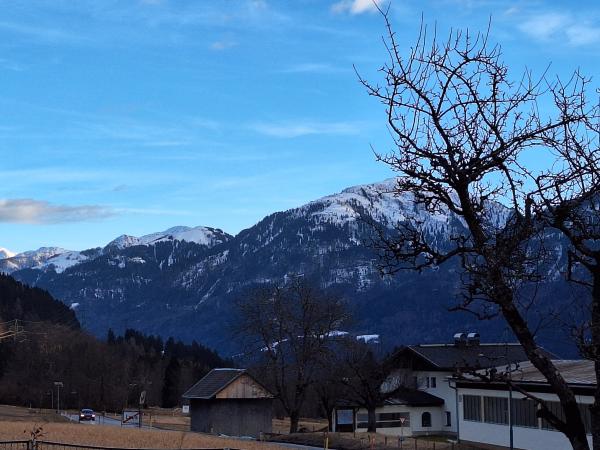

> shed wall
[190,398,272,437]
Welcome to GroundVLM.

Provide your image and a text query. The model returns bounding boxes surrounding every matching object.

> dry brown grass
[0,421,291,450]
[0,406,68,424]
[271,418,327,434]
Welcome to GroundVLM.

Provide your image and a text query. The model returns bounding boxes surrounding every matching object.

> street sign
[122,410,140,426]
[139,390,146,406]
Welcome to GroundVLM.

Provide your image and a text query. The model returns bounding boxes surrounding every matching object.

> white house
[333,333,552,438]
[454,359,594,450]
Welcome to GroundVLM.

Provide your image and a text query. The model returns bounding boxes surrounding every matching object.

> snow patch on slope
[42,251,89,274]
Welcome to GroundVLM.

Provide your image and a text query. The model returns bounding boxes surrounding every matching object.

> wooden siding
[190,398,273,437]
[216,374,272,399]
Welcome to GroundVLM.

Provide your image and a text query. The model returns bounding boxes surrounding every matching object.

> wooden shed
[182,368,273,437]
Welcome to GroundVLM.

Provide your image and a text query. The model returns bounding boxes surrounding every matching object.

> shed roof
[403,343,556,371]
[182,368,246,399]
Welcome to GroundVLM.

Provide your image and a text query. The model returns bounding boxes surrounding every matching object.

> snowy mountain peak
[292,178,428,229]
[0,247,15,259]
[107,234,141,250]
[0,247,71,274]
[105,226,231,250]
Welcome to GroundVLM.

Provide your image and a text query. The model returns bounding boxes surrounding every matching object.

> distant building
[454,359,593,450]
[333,332,555,438]
[182,368,273,438]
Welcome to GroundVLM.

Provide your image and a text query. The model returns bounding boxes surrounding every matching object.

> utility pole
[54,382,63,414]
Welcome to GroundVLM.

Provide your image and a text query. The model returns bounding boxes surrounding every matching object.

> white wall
[457,387,593,450]
[354,404,445,437]
[414,370,457,433]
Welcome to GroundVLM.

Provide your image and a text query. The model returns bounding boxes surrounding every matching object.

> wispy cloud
[210,39,238,51]
[518,12,600,46]
[331,0,384,15]
[0,58,25,71]
[248,120,363,138]
[280,63,347,74]
[0,21,84,44]
[0,199,114,224]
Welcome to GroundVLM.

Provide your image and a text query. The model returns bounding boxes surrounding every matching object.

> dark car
[79,409,95,421]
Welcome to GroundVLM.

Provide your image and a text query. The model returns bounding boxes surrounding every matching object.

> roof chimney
[453,332,467,347]
[467,332,480,346]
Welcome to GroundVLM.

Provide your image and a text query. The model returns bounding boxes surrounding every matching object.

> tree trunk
[500,298,589,450]
[458,190,590,449]
[289,410,300,434]
[367,406,377,433]
[591,269,600,450]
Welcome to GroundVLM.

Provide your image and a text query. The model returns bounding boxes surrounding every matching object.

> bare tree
[530,96,600,447]
[338,338,400,433]
[235,279,349,433]
[360,9,598,449]
[311,361,349,431]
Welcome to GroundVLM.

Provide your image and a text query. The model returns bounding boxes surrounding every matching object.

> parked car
[79,409,95,421]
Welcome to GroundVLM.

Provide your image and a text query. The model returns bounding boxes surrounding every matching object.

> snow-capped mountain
[106,226,230,251]
[0,247,72,273]
[0,247,15,259]
[0,226,232,274]
[6,179,569,355]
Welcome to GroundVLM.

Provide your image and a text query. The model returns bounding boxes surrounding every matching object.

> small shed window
[421,412,432,428]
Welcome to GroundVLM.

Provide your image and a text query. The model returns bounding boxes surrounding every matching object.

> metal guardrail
[0,441,31,450]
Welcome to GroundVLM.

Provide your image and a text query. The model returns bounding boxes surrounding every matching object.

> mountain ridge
[5,178,571,356]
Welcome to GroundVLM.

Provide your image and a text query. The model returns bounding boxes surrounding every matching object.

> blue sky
[1,0,599,253]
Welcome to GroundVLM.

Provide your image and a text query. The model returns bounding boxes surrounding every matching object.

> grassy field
[0,421,294,450]
[0,405,290,450]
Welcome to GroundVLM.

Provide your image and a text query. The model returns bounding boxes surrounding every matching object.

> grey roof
[182,368,245,399]
[404,343,556,371]
[385,390,445,407]
[487,360,595,386]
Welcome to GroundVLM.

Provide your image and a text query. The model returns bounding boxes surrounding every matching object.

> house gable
[215,373,273,399]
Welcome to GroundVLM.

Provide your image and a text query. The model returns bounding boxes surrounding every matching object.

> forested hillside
[0,273,79,327]
[0,274,228,410]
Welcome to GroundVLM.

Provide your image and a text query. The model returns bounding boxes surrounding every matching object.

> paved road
[64,413,147,428]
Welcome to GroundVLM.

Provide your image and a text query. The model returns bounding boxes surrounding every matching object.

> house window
[579,404,592,434]
[445,411,451,427]
[511,399,538,428]
[430,377,437,388]
[484,396,508,425]
[421,412,432,427]
[425,377,430,388]
[541,401,566,431]
[463,395,482,422]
